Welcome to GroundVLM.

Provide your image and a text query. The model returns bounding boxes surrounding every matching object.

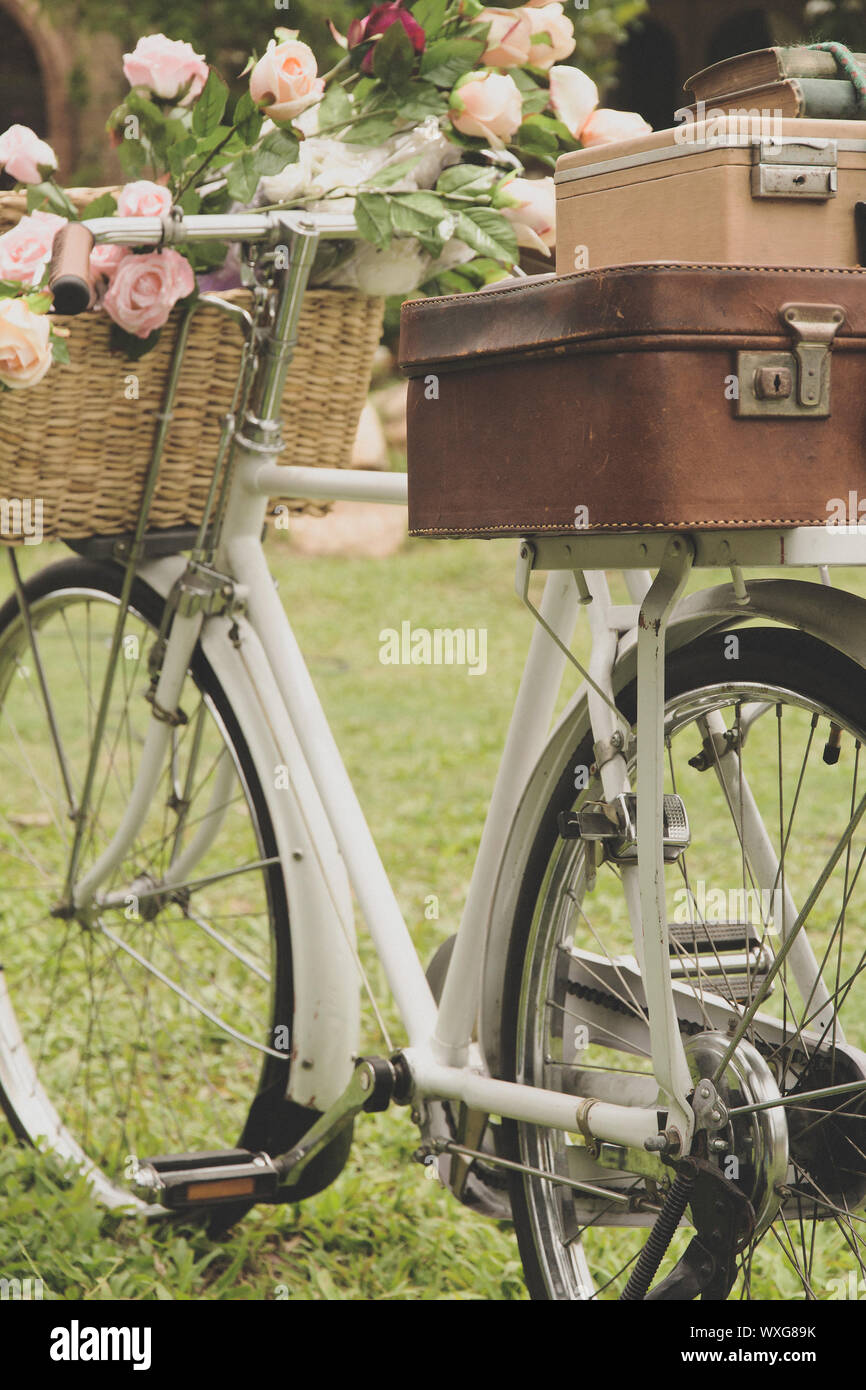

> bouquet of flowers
[0,1,650,390]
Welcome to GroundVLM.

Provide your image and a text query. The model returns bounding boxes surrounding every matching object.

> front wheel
[501,628,866,1300]
[0,557,310,1208]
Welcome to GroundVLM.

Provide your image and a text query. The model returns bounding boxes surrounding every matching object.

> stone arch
[611,16,680,131]
[706,8,775,68]
[0,0,75,172]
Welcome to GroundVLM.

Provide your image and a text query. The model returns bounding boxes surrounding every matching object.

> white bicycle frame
[62,207,866,1166]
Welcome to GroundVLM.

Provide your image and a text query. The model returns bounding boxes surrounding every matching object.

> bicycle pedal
[131,1148,279,1208]
[668,921,774,1004]
[559,793,690,863]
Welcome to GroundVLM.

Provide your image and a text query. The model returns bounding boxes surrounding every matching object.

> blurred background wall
[2,0,865,182]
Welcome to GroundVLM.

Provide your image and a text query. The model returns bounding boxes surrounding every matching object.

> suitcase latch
[751,137,838,200]
[735,303,845,418]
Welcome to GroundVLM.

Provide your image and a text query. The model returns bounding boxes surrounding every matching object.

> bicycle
[2,206,866,1301]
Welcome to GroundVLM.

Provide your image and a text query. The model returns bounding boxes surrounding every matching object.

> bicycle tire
[0,557,348,1210]
[501,626,866,1300]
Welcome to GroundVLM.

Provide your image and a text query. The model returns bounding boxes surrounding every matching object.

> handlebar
[48,207,359,316]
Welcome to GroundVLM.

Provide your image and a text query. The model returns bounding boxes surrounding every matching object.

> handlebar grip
[49,222,95,315]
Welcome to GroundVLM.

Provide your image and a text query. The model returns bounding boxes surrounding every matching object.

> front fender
[480,576,866,1075]
[138,556,359,1110]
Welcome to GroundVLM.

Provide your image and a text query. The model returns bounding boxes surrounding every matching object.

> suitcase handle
[855,202,866,266]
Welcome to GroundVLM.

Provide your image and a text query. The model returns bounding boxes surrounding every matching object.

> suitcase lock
[735,302,845,418]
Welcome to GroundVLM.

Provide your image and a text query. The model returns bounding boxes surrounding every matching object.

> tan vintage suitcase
[554,116,866,273]
[400,263,866,537]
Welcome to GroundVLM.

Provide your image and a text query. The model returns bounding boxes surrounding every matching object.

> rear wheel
[502,628,866,1300]
[0,557,298,1207]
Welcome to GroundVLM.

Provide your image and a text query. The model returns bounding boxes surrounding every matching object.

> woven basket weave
[0,190,384,541]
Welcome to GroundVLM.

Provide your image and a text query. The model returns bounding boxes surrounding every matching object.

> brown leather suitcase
[400,263,866,537]
[554,116,866,273]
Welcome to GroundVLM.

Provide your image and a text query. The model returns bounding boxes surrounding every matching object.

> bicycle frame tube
[62,209,843,1152]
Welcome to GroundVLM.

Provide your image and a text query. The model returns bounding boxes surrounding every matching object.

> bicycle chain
[565,977,807,1069]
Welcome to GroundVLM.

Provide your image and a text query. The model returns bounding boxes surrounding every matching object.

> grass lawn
[1,530,866,1299]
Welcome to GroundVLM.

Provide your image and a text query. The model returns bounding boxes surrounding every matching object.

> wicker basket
[0,191,384,541]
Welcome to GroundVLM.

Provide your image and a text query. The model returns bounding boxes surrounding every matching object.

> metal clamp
[780,302,846,407]
[751,136,838,200]
[735,302,845,418]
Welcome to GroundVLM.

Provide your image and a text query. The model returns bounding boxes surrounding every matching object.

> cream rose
[520,4,575,70]
[249,40,325,123]
[0,211,67,287]
[450,72,523,149]
[0,297,53,389]
[103,248,195,338]
[549,64,599,139]
[0,125,57,185]
[116,181,173,218]
[496,175,556,255]
[123,34,209,104]
[479,9,532,67]
[580,108,653,146]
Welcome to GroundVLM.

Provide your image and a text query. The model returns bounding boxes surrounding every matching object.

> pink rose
[0,297,53,389]
[0,211,66,287]
[496,175,556,254]
[90,243,130,282]
[0,125,57,185]
[549,64,598,139]
[479,8,532,67]
[580,108,652,147]
[450,72,523,149]
[249,40,324,123]
[123,34,209,104]
[116,181,173,218]
[520,4,575,69]
[103,249,195,338]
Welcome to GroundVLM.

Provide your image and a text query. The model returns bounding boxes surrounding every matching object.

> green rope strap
[809,40,866,107]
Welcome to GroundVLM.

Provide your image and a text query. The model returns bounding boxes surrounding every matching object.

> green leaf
[194,127,231,155]
[354,192,393,250]
[398,82,444,121]
[424,267,473,294]
[511,79,549,115]
[80,192,117,220]
[256,127,300,175]
[412,0,448,32]
[234,91,263,145]
[24,291,52,314]
[346,114,398,145]
[420,37,486,87]
[515,117,559,158]
[392,190,448,220]
[191,68,228,136]
[126,90,167,128]
[51,334,70,364]
[0,280,25,298]
[25,182,78,219]
[109,322,163,361]
[225,151,261,203]
[436,164,499,197]
[177,188,201,214]
[454,206,518,264]
[318,83,352,130]
[117,136,146,178]
[373,20,416,89]
[179,240,229,273]
[364,157,421,189]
